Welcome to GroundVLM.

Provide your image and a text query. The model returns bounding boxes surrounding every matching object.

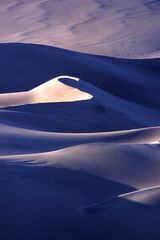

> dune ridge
[0,75,92,108]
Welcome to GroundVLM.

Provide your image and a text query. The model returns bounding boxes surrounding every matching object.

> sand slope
[0,75,92,108]
[0,43,160,240]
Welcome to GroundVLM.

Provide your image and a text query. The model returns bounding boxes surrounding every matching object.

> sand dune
[0,124,160,155]
[1,142,160,189]
[0,43,160,239]
[1,0,160,58]
[1,43,160,111]
[0,75,92,108]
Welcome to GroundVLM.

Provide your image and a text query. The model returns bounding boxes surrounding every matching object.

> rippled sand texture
[1,0,160,58]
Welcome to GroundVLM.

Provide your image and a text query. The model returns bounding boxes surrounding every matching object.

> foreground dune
[0,76,92,108]
[0,43,160,240]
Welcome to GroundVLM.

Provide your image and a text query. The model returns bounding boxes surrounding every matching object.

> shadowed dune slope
[0,43,160,240]
[0,43,160,110]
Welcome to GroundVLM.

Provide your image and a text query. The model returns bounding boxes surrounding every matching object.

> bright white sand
[0,76,92,108]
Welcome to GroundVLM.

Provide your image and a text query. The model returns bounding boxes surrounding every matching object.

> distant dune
[0,43,160,240]
[1,0,160,58]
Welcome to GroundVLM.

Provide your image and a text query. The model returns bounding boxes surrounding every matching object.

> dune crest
[31,75,93,103]
[0,75,93,108]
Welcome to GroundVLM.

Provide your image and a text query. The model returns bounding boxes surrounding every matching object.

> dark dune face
[0,0,160,58]
[1,43,160,111]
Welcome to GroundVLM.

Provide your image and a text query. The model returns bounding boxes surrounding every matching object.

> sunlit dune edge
[0,75,93,108]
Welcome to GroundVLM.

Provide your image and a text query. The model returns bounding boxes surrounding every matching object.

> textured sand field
[0,0,160,58]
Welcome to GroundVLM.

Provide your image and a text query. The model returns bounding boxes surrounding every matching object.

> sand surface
[1,0,160,58]
[0,43,160,239]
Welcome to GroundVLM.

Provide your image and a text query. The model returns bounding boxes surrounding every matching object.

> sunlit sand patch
[151,141,160,144]
[85,185,160,211]
[0,75,93,108]
[31,75,93,103]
